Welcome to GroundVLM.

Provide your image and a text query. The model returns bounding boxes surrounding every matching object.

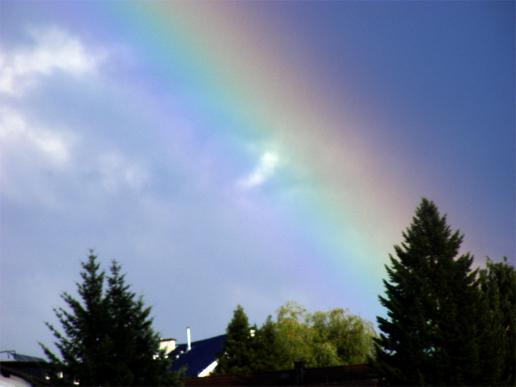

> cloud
[0,25,148,200]
[0,106,149,207]
[0,106,73,167]
[0,106,77,207]
[0,26,104,96]
[238,150,279,189]
[97,152,149,193]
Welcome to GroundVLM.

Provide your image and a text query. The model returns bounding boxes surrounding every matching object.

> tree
[309,308,375,365]
[273,302,375,369]
[273,302,317,369]
[374,198,481,385]
[216,302,376,374]
[251,316,281,372]
[40,252,178,386]
[105,261,174,385]
[216,305,254,375]
[478,257,516,385]
[41,252,112,385]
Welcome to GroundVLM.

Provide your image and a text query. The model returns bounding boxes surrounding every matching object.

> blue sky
[0,0,514,356]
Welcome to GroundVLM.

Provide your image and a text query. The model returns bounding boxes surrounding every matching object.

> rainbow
[94,2,420,318]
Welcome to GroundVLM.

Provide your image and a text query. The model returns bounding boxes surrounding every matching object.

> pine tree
[216,305,254,375]
[375,198,481,385]
[478,257,516,386]
[41,252,112,385]
[105,261,174,386]
[252,316,281,372]
[40,252,178,385]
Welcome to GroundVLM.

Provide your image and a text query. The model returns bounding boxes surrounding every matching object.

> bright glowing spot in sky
[239,150,279,189]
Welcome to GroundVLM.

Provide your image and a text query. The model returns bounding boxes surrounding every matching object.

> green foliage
[216,305,254,375]
[40,252,179,386]
[309,308,375,365]
[478,257,516,386]
[251,316,281,372]
[273,302,317,368]
[374,198,482,385]
[272,302,375,369]
[40,253,112,385]
[216,302,375,375]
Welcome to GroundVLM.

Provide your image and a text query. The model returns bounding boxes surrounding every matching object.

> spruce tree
[216,305,253,375]
[375,198,481,385]
[41,252,178,385]
[105,261,174,386]
[252,316,281,372]
[41,252,112,385]
[478,257,516,385]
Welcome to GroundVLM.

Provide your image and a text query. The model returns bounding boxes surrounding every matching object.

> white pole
[187,327,192,351]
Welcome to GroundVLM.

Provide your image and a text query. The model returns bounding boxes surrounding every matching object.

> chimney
[186,327,192,351]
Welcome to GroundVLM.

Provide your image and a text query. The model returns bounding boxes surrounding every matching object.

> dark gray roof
[12,353,45,362]
[0,351,45,362]
[169,335,226,377]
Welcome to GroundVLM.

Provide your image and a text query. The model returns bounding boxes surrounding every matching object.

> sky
[0,1,514,357]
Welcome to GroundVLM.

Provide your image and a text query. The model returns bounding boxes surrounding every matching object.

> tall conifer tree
[252,316,281,372]
[375,199,481,385]
[41,252,112,385]
[478,257,516,385]
[41,252,177,385]
[105,261,173,385]
[216,305,253,375]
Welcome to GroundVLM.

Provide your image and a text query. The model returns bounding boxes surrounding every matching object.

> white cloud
[0,106,149,207]
[0,106,73,167]
[238,150,279,189]
[97,152,149,193]
[0,106,77,207]
[0,27,104,96]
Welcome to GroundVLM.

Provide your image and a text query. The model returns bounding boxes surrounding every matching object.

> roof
[0,361,53,386]
[169,335,226,377]
[0,351,45,363]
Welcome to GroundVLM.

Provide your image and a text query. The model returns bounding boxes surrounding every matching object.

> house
[0,350,52,386]
[0,372,31,387]
[162,330,226,378]
[159,337,177,354]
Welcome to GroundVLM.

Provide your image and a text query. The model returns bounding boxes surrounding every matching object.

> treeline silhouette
[39,198,514,386]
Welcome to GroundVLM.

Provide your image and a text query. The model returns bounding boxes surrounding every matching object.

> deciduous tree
[216,301,376,374]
